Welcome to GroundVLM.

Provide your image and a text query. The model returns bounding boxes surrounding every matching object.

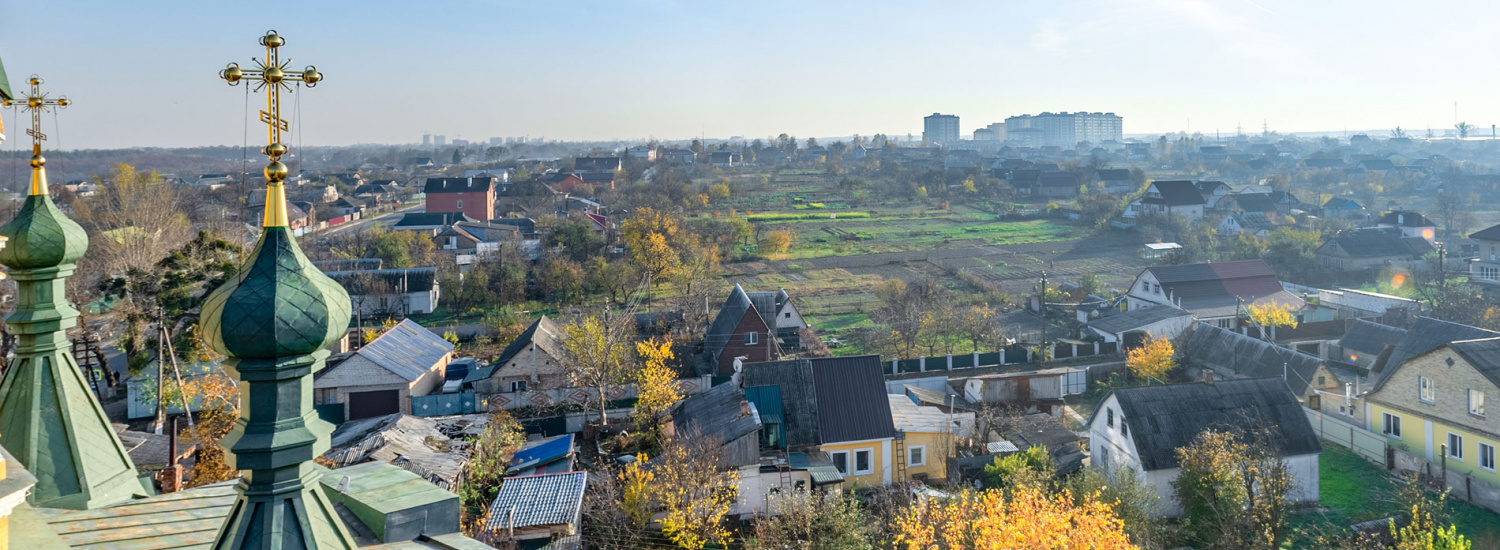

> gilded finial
[220,30,323,228]
[2,76,70,196]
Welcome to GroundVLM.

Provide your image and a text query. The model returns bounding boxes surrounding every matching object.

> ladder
[71,337,105,400]
[893,432,909,483]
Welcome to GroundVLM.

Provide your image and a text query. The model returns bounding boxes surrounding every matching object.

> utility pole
[1039,271,1048,364]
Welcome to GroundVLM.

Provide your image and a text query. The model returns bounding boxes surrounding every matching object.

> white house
[1088,377,1322,517]
[1137,180,1206,221]
[1123,259,1304,330]
[1084,305,1194,344]
[323,267,441,316]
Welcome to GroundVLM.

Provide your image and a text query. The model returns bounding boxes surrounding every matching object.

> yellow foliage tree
[633,337,682,433]
[708,183,730,201]
[1126,333,1175,382]
[619,454,655,528]
[762,230,793,254]
[1245,302,1299,341]
[894,487,1136,550]
[656,438,738,550]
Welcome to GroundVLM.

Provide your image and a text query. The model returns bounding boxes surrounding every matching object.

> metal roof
[1101,378,1322,471]
[508,434,574,475]
[1086,305,1191,335]
[483,472,587,531]
[351,319,454,382]
[811,355,897,444]
[38,482,239,548]
[424,176,495,194]
[788,451,844,485]
[1337,319,1407,359]
[1141,180,1206,206]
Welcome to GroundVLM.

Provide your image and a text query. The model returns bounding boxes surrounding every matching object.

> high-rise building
[435,134,447,146]
[422,133,431,146]
[923,113,960,144]
[1003,112,1122,147]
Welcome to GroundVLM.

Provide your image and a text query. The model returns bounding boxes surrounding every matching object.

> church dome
[200,226,350,359]
[0,194,88,270]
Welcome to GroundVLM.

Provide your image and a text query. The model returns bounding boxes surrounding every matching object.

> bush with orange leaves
[893,487,1137,550]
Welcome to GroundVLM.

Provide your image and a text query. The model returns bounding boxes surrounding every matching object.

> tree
[957,304,999,353]
[1262,228,1319,279]
[1172,429,1294,550]
[562,316,637,426]
[893,487,1136,550]
[1244,301,1299,341]
[458,411,527,532]
[73,164,193,288]
[1456,122,1473,139]
[761,230,793,255]
[1077,273,1105,297]
[708,183,730,202]
[748,492,874,550]
[655,435,738,550]
[983,445,1054,490]
[586,258,644,306]
[1065,467,1161,548]
[179,371,239,488]
[1433,189,1472,238]
[632,337,682,434]
[1126,333,1176,382]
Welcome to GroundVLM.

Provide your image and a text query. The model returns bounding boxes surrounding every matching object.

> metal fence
[1303,407,1387,464]
[886,341,1119,375]
[411,390,478,417]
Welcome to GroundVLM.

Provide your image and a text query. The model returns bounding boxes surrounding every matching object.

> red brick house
[424,176,496,221]
[698,284,783,376]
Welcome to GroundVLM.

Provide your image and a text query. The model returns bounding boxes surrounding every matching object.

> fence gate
[410,390,477,417]
[1062,368,1088,395]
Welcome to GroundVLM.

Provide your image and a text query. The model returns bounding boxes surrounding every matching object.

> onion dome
[0,192,87,270]
[200,226,350,359]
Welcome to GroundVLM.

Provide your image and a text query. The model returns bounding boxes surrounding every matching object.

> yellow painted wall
[1424,420,1500,485]
[1369,402,1428,457]
[900,431,951,482]
[820,440,889,489]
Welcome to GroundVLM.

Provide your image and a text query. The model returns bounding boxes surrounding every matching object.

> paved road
[317,203,424,238]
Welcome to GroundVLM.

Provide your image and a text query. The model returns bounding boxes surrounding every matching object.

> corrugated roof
[1372,317,1500,390]
[1338,320,1407,358]
[672,381,761,445]
[424,177,495,194]
[1102,378,1322,471]
[1448,337,1500,390]
[509,434,575,475]
[1183,323,1322,395]
[495,316,567,368]
[483,472,587,531]
[888,395,960,434]
[38,482,239,548]
[788,451,844,485]
[1087,305,1191,335]
[1376,210,1434,227]
[1143,260,1302,318]
[1321,228,1434,259]
[811,356,897,444]
[352,319,454,382]
[1471,223,1500,242]
[744,360,820,448]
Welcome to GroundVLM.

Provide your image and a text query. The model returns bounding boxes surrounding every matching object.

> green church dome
[0,194,87,270]
[200,226,350,359]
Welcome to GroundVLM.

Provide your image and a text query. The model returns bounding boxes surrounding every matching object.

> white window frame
[853,448,875,476]
[830,450,850,475]
[1481,442,1497,472]
[908,444,927,467]
[1107,408,1114,428]
[1471,389,1486,417]
[745,332,758,345]
[509,380,528,393]
[456,198,464,209]
[1382,412,1402,439]
[1420,376,1435,404]
[1448,433,1465,461]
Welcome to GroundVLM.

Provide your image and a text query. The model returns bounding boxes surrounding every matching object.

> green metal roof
[788,451,844,485]
[0,54,10,101]
[200,226,351,358]
[0,195,89,269]
[37,482,237,548]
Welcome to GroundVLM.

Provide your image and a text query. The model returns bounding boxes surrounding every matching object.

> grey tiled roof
[1086,305,1191,335]
[1372,317,1500,390]
[1337,319,1406,359]
[483,472,587,531]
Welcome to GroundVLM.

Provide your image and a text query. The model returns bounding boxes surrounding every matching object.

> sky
[4,0,1500,150]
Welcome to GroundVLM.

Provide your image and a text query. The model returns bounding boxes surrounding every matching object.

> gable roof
[673,381,762,446]
[1094,168,1132,181]
[1086,305,1192,335]
[1183,323,1322,395]
[1224,193,1278,212]
[1320,228,1435,259]
[483,472,587,530]
[1141,260,1301,318]
[496,316,568,367]
[1195,180,1230,194]
[1038,171,1079,187]
[1470,223,1500,242]
[1337,320,1407,359]
[424,176,495,194]
[742,355,896,447]
[352,319,454,382]
[395,211,477,228]
[702,285,765,365]
[1323,196,1363,210]
[1376,210,1434,227]
[1099,378,1322,471]
[1446,337,1500,391]
[1141,180,1206,206]
[1373,317,1500,390]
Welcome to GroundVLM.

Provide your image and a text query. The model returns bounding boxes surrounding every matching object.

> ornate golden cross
[219,30,323,228]
[1,76,70,196]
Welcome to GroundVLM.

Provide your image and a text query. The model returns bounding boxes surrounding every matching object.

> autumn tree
[1245,301,1299,341]
[893,487,1136,550]
[761,230,793,255]
[1172,429,1294,549]
[73,163,193,288]
[1065,467,1161,548]
[563,316,637,426]
[748,491,874,550]
[708,183,730,202]
[1126,333,1176,383]
[983,444,1054,491]
[632,337,682,435]
[179,371,240,488]
[957,304,1000,352]
[458,411,527,532]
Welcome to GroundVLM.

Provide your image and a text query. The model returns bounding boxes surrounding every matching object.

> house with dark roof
[1084,304,1194,344]
[1138,180,1206,220]
[1219,211,1277,237]
[699,285,785,375]
[573,156,621,172]
[1364,332,1500,489]
[1089,378,1322,516]
[1314,227,1434,272]
[481,471,587,547]
[325,266,441,315]
[394,211,479,232]
[742,355,899,487]
[1322,196,1366,219]
[1036,171,1080,198]
[1124,259,1305,329]
[1335,319,1407,370]
[1181,323,1346,403]
[424,176,495,222]
[434,220,522,252]
[1093,168,1136,194]
[1195,180,1233,208]
[1469,223,1500,298]
[473,316,570,394]
[1375,210,1436,240]
[1217,192,1280,217]
[314,319,455,421]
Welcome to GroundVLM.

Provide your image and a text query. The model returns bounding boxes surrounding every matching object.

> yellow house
[1365,333,1500,486]
[887,394,975,483]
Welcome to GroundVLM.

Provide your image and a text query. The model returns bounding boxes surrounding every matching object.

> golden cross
[219,30,323,228]
[1,76,70,196]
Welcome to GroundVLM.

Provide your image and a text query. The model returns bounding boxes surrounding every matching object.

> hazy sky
[4,0,1500,150]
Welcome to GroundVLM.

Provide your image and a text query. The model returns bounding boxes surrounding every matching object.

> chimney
[740,399,750,417]
[158,416,183,493]
[1201,369,1215,385]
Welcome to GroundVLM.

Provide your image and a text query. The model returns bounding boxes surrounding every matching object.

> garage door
[348,389,400,420]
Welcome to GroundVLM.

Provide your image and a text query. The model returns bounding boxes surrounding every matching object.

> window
[1482,443,1496,471]
[1472,389,1486,416]
[1140,282,1148,292]
[1122,419,1129,437]
[1382,412,1402,438]
[908,445,927,467]
[1107,408,1114,428]
[831,451,849,475]
[1448,433,1465,460]
[785,312,792,319]
[853,449,874,475]
[745,332,758,345]
[509,380,528,393]
[456,199,463,208]
[1419,376,1435,403]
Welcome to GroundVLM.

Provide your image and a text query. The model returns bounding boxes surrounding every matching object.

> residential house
[1323,196,1366,219]
[313,319,455,421]
[1093,168,1136,194]
[709,150,743,167]
[1219,212,1276,237]
[1364,332,1500,489]
[1376,210,1437,241]
[1195,180,1233,208]
[574,156,622,173]
[1089,378,1323,517]
[393,212,480,233]
[1217,193,1280,217]
[742,355,900,488]
[699,284,783,376]
[626,144,657,161]
[1335,319,1408,370]
[1137,180,1206,220]
[578,171,616,191]
[473,316,570,394]
[887,394,974,483]
[1084,305,1194,345]
[324,267,441,316]
[424,176,496,222]
[660,148,696,163]
[1469,224,1500,299]
[1314,227,1435,272]
[744,287,808,351]
[434,220,521,253]
[330,195,373,218]
[1036,171,1080,198]
[194,173,235,189]
[481,472,587,547]
[1181,323,1345,405]
[1124,259,1305,330]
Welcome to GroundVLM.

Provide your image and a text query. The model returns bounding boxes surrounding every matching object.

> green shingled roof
[200,226,351,358]
[0,54,11,101]
[0,195,88,269]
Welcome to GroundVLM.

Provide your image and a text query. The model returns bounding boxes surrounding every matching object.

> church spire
[0,77,145,509]
[202,31,355,550]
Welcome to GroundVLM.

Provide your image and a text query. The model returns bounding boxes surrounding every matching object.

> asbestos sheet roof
[672,381,762,445]
[1105,378,1322,471]
[1183,323,1323,395]
[1087,305,1191,336]
[354,319,453,383]
[1322,228,1434,259]
[1145,260,1302,318]
[324,413,469,490]
[483,472,587,531]
[1373,317,1500,390]
[1448,337,1500,390]
[1338,319,1407,358]
[1471,223,1500,242]
[495,316,567,367]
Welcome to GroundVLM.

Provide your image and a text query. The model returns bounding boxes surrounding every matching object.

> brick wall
[716,312,775,375]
